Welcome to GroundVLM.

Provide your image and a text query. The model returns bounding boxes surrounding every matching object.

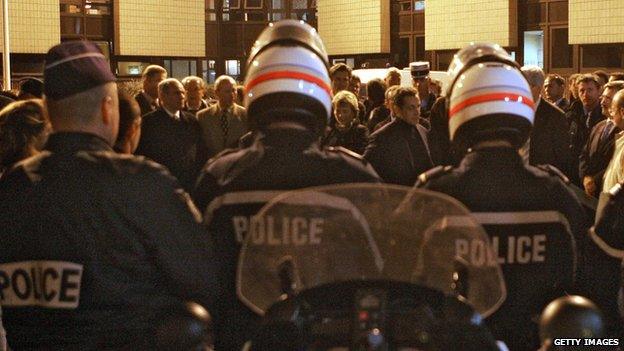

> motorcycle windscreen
[237,184,506,318]
[392,187,507,317]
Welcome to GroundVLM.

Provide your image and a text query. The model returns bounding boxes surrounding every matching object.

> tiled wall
[114,0,205,57]
[425,0,518,51]
[569,0,624,44]
[317,0,390,56]
[0,0,60,54]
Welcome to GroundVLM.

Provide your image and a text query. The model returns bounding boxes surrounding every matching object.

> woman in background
[0,99,49,178]
[321,90,368,155]
[114,90,142,154]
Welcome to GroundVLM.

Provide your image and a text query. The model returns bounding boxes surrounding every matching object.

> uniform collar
[256,126,317,149]
[461,146,523,168]
[45,132,113,153]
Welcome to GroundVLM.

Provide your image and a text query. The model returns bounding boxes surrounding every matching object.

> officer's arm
[132,168,222,308]
[594,183,624,249]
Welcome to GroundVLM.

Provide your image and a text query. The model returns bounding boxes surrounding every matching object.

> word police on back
[0,261,83,308]
[232,216,324,246]
[455,235,547,267]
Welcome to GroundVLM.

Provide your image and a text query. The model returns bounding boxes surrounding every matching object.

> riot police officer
[0,41,220,349]
[192,20,381,350]
[416,43,587,351]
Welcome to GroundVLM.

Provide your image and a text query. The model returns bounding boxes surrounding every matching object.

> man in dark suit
[134,65,167,116]
[135,78,207,191]
[197,75,248,158]
[579,80,624,197]
[364,87,433,185]
[566,74,606,186]
[521,66,573,179]
[544,74,569,111]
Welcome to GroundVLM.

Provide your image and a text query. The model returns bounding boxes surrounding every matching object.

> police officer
[192,20,381,350]
[593,182,624,319]
[415,43,587,351]
[0,41,220,349]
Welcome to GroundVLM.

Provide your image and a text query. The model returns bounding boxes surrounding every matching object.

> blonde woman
[321,90,368,154]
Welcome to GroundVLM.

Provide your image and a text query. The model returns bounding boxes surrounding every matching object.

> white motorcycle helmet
[244,20,332,134]
[446,43,535,151]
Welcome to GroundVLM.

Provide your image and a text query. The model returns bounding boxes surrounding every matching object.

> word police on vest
[233,216,324,246]
[0,261,83,308]
[455,235,547,266]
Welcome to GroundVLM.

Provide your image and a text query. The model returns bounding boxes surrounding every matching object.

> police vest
[464,210,577,310]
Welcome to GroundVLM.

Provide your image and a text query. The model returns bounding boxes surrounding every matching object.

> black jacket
[135,108,207,191]
[364,118,433,186]
[529,98,574,179]
[367,105,390,132]
[134,91,157,116]
[192,126,380,350]
[566,103,606,185]
[0,132,220,350]
[320,123,369,155]
[579,119,619,195]
[417,146,587,351]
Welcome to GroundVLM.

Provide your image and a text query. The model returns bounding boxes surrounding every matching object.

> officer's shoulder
[531,164,570,184]
[415,165,454,187]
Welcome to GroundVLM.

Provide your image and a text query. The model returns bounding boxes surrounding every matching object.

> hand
[583,176,596,197]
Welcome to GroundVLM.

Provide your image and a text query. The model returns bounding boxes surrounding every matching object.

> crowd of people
[0,19,623,351]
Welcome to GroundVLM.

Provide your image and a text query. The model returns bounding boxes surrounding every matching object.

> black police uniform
[417,146,587,351]
[192,126,381,350]
[0,132,220,350]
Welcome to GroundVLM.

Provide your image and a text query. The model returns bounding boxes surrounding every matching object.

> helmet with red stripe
[446,43,534,150]
[244,20,332,134]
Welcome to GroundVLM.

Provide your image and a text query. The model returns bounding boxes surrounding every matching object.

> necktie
[600,121,614,144]
[220,110,229,138]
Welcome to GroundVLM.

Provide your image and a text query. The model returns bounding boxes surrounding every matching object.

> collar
[535,97,543,111]
[461,146,523,169]
[218,103,234,114]
[45,132,113,153]
[142,91,157,106]
[583,103,600,116]
[554,97,565,106]
[257,126,318,150]
[162,107,181,120]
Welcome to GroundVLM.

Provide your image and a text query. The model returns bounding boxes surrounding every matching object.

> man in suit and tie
[135,78,207,191]
[544,74,569,111]
[197,75,248,159]
[521,66,573,180]
[134,65,167,116]
[566,74,606,186]
[579,80,624,197]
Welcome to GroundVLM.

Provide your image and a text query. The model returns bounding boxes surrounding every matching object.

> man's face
[394,95,420,125]
[578,81,600,109]
[600,87,619,117]
[159,81,186,112]
[216,80,236,108]
[349,80,361,97]
[332,71,350,93]
[611,93,624,129]
[413,77,429,97]
[385,73,401,87]
[144,72,166,99]
[185,80,205,105]
[544,78,564,102]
